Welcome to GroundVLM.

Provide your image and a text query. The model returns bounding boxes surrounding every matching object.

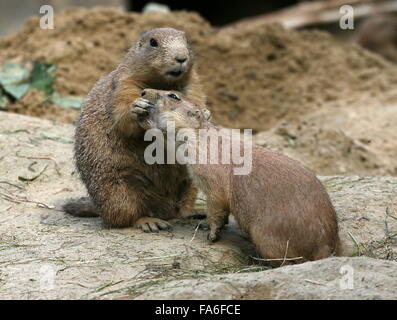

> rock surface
[136,257,397,300]
[0,112,396,299]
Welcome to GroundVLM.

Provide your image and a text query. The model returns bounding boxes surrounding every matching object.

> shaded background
[1,0,396,55]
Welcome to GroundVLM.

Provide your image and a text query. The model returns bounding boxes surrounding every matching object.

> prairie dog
[138,89,342,267]
[63,28,205,231]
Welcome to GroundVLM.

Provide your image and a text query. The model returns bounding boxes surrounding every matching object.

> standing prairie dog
[63,28,205,231]
[137,89,342,267]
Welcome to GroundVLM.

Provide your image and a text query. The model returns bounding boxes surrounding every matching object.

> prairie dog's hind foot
[135,217,172,233]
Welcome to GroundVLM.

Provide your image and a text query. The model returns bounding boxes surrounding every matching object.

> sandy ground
[0,112,396,299]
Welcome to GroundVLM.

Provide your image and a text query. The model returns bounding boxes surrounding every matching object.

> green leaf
[0,61,58,100]
[0,62,31,99]
[30,62,56,96]
[2,83,30,99]
[51,92,83,109]
[0,62,30,85]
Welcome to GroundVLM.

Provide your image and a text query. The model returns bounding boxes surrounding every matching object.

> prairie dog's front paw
[131,98,154,119]
[207,227,221,243]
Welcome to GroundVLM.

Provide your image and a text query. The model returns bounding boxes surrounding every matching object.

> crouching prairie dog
[63,28,205,231]
[137,89,342,267]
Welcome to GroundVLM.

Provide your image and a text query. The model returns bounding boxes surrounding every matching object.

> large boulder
[136,257,397,300]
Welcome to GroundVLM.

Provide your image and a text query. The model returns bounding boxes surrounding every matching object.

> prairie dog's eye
[167,93,180,101]
[150,38,158,47]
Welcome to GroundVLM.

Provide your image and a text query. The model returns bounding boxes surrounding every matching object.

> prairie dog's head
[130,28,194,82]
[141,89,211,130]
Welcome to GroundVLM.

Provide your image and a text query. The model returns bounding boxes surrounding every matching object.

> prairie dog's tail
[328,236,343,258]
[333,236,344,257]
[63,197,99,217]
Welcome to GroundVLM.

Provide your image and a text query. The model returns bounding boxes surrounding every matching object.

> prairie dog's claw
[135,217,172,233]
[207,230,220,243]
[131,98,154,118]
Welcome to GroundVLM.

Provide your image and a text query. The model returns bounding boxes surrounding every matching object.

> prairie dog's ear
[202,109,211,120]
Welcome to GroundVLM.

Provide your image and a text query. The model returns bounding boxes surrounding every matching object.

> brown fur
[140,89,342,267]
[63,28,205,230]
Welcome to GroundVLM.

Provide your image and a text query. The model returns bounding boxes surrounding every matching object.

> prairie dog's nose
[141,89,160,103]
[175,56,187,63]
